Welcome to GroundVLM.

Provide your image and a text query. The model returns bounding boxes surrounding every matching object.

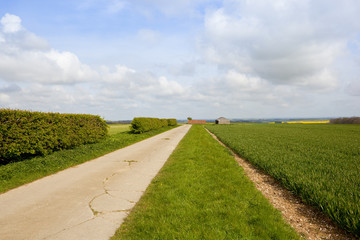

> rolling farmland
[206,124,360,237]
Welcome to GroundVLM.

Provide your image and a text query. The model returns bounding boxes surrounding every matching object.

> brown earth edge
[206,128,357,240]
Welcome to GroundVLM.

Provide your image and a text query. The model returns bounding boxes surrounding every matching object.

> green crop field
[206,123,360,237]
[108,124,131,135]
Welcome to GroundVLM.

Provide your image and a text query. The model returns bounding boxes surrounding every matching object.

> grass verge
[0,125,177,193]
[112,125,300,239]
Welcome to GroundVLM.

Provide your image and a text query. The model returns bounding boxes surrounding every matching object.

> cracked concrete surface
[0,125,191,240]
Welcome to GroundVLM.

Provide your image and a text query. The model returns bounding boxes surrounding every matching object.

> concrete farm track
[0,125,191,240]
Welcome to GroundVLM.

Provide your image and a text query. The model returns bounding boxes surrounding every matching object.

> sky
[0,0,359,120]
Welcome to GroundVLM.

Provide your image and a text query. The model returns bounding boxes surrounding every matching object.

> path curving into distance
[0,125,191,240]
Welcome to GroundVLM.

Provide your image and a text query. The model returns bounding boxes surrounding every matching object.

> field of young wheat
[206,123,360,237]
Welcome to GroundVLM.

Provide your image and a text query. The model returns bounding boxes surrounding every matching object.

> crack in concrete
[41,207,131,240]
[41,171,124,239]
[123,160,138,166]
[41,216,96,240]
[103,172,119,195]
[89,192,107,216]
[98,209,131,214]
[51,170,133,239]
[89,169,139,215]
[45,150,166,240]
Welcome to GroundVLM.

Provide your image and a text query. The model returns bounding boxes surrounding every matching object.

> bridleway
[0,125,191,240]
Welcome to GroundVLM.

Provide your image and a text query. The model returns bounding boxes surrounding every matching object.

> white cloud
[101,66,186,98]
[0,13,49,50]
[44,50,98,83]
[1,1,360,120]
[1,14,22,33]
[225,70,267,91]
[0,12,190,117]
[203,0,360,92]
[294,69,338,91]
[0,49,98,84]
[102,65,136,83]
[0,93,10,103]
[157,76,185,96]
[0,14,97,84]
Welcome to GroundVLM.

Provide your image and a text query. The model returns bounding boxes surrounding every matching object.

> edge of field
[206,127,357,240]
[205,123,359,240]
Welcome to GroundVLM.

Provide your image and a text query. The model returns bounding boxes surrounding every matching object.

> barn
[215,117,230,124]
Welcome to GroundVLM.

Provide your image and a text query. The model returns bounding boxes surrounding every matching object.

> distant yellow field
[270,120,330,124]
[286,120,330,124]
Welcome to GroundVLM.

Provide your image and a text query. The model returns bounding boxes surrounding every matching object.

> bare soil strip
[206,129,357,240]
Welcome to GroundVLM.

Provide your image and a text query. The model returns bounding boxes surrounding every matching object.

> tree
[187,117,192,120]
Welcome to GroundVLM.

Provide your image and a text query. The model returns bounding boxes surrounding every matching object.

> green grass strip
[108,124,131,135]
[0,126,177,193]
[112,125,300,239]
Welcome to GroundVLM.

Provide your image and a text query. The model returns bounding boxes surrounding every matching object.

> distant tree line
[330,117,360,124]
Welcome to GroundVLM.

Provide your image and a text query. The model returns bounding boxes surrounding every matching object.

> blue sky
[0,0,359,120]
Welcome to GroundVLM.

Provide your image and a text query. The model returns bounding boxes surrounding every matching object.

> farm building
[188,120,207,124]
[215,117,230,124]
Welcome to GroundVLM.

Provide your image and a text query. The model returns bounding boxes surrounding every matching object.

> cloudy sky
[0,0,359,120]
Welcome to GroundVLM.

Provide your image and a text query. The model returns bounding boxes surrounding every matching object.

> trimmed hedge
[160,119,168,128]
[131,117,177,134]
[0,109,108,162]
[167,118,177,126]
